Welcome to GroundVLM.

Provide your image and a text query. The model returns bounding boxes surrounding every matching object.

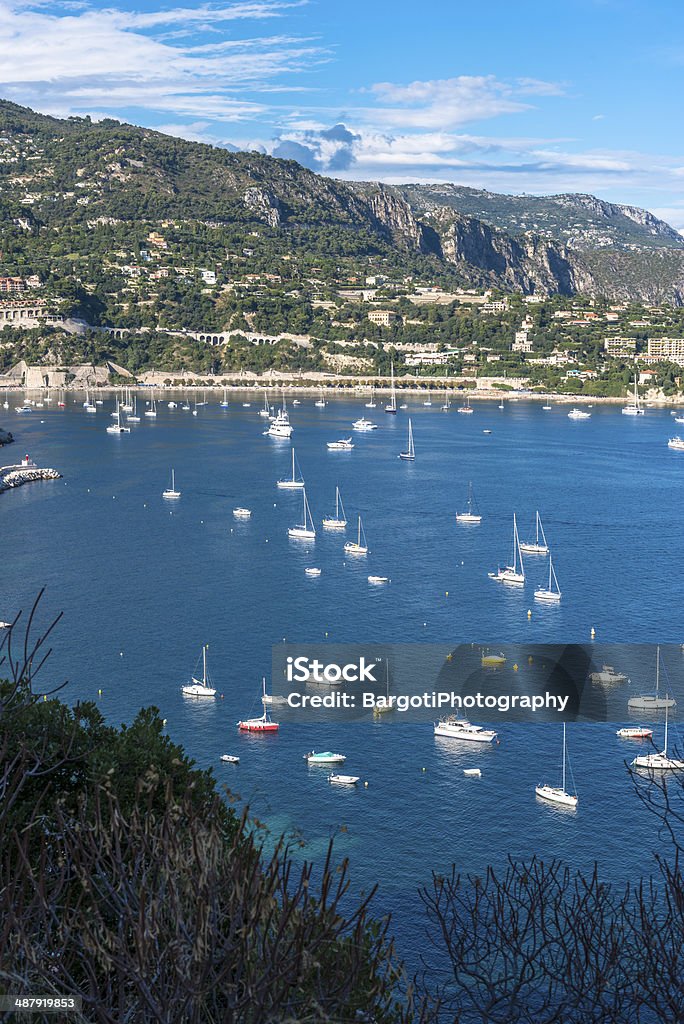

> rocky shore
[0,458,60,494]
[0,427,14,447]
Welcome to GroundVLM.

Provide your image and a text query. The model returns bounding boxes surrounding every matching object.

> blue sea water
[2,393,684,965]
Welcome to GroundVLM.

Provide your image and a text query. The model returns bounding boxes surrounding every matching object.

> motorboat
[668,437,684,450]
[305,567,322,576]
[368,575,389,584]
[305,751,346,764]
[590,665,628,685]
[567,408,590,420]
[220,754,240,764]
[233,508,252,519]
[616,726,653,739]
[327,438,354,450]
[352,418,378,431]
[328,774,359,785]
[434,716,498,743]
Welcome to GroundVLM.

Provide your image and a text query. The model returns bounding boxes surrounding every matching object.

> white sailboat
[628,646,677,710]
[622,374,644,416]
[106,401,130,434]
[162,468,181,499]
[181,645,216,697]
[127,396,140,422]
[423,393,432,406]
[121,389,133,413]
[457,393,473,414]
[398,418,415,460]
[344,515,368,555]
[520,511,549,554]
[385,361,397,414]
[314,388,327,408]
[535,723,578,808]
[456,482,481,523]
[220,388,230,408]
[489,513,525,585]
[441,388,451,411]
[259,391,271,417]
[322,487,347,530]
[277,448,305,489]
[144,393,157,418]
[534,555,561,603]
[288,487,316,539]
[632,702,684,770]
[365,387,377,409]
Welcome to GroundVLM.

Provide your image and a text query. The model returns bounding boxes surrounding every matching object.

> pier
[0,454,61,494]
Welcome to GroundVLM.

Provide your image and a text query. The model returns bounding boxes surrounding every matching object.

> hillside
[1,100,684,303]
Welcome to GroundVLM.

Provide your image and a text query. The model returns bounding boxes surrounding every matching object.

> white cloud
[365,75,535,130]
[0,0,324,120]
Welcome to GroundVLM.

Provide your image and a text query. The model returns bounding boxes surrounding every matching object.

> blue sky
[1,0,684,228]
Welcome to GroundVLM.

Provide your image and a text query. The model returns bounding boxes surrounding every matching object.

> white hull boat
[344,515,368,555]
[399,418,415,460]
[162,468,181,499]
[434,717,498,743]
[220,754,240,764]
[322,487,347,530]
[277,448,305,489]
[534,555,561,603]
[182,645,216,697]
[520,510,549,554]
[305,751,346,765]
[329,774,359,785]
[288,487,316,540]
[456,482,481,523]
[535,724,577,807]
[632,703,684,770]
[489,513,525,585]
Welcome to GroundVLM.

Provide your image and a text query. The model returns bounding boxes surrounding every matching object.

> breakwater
[0,461,61,494]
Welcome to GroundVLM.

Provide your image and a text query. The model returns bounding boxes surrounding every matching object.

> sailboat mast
[203,646,207,685]
[562,723,567,792]
[664,701,669,755]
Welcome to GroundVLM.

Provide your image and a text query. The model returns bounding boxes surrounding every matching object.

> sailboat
[144,393,157,418]
[535,723,578,807]
[373,659,394,716]
[632,702,684,770]
[489,513,525,585]
[520,511,549,554]
[127,396,140,422]
[258,391,271,417]
[106,401,130,434]
[628,646,677,710]
[181,645,216,697]
[385,362,397,414]
[277,448,305,489]
[162,468,181,499]
[322,487,347,530]
[534,555,561,603]
[423,393,432,406]
[399,418,415,460]
[457,393,473,414]
[441,389,451,411]
[365,386,377,409]
[84,388,96,413]
[288,487,316,539]
[456,482,481,523]
[622,374,644,416]
[344,515,368,555]
[238,678,279,732]
[314,388,327,408]
[121,389,133,413]
[220,388,230,408]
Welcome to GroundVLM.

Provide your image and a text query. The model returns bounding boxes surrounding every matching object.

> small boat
[305,751,346,764]
[483,429,492,434]
[456,482,481,524]
[542,404,552,411]
[220,388,230,408]
[168,401,177,409]
[352,418,377,431]
[106,401,130,434]
[520,510,549,554]
[434,716,498,743]
[590,665,627,685]
[489,513,525,585]
[675,416,684,424]
[667,437,684,450]
[0,621,12,629]
[327,437,354,450]
[220,754,240,764]
[399,403,408,409]
[144,394,157,418]
[314,388,327,408]
[632,703,684,770]
[242,402,251,408]
[344,515,368,555]
[292,399,301,406]
[182,402,191,411]
[617,726,653,739]
[481,651,506,667]
[463,768,482,777]
[329,774,359,785]
[288,487,316,540]
[181,645,217,697]
[373,659,394,716]
[567,408,590,420]
[535,723,578,808]
[368,575,389,584]
[322,486,347,530]
[534,555,561,603]
[277,448,305,489]
[258,391,270,417]
[441,388,451,411]
[127,397,140,422]
[622,375,644,416]
[628,646,676,710]
[15,405,32,413]
[423,396,432,406]
[457,394,473,414]
[385,361,397,414]
[305,567,321,577]
[365,387,377,408]
[238,678,280,732]
[398,418,415,460]
[162,468,181,499]
[233,507,252,519]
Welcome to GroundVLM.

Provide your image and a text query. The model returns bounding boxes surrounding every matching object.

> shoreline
[2,384,679,407]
